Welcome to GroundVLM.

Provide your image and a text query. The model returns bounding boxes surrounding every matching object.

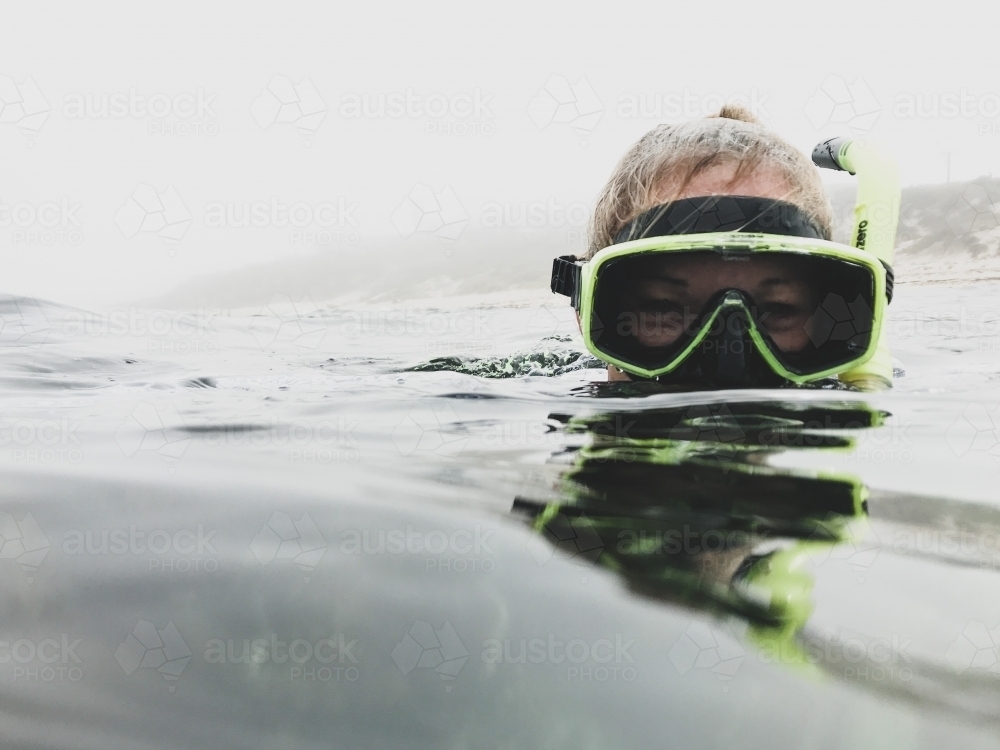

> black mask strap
[614,196,826,244]
[550,255,583,310]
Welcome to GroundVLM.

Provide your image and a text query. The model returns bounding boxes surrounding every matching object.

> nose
[699,292,785,388]
[653,292,788,389]
[706,307,753,387]
[710,311,753,387]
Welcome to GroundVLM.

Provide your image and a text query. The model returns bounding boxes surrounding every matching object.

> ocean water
[2,279,1000,748]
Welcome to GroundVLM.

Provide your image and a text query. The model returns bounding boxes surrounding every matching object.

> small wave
[184,376,217,388]
[406,337,605,378]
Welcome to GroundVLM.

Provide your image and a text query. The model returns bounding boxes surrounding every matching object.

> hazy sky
[3,0,1000,308]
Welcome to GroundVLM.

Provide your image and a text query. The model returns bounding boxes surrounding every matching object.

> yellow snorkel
[812,138,901,390]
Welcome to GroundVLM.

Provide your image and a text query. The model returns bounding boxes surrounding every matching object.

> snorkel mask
[552,138,900,390]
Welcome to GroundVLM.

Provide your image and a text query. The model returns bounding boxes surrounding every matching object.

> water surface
[1,282,1000,748]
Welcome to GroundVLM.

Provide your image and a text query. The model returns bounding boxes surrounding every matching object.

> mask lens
[589,249,877,376]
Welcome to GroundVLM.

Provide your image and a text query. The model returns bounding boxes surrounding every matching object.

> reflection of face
[623,254,819,352]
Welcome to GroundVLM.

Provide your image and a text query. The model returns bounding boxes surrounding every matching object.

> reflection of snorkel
[812,138,900,390]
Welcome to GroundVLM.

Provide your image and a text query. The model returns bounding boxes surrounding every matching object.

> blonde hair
[587,105,832,257]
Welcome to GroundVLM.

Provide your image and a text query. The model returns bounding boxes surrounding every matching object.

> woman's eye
[636,299,683,315]
[759,302,808,331]
[761,302,804,319]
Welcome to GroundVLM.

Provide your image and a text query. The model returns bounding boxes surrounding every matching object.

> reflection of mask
[513,400,880,656]
[515,395,1000,723]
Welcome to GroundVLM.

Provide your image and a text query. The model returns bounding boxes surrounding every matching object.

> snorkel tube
[812,138,900,390]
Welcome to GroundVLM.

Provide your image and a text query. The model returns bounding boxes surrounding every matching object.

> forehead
[651,163,792,204]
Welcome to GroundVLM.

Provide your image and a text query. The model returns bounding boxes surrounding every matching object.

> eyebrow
[649,274,688,287]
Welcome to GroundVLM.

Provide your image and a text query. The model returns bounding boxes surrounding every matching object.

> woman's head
[587,105,832,258]
[587,107,836,384]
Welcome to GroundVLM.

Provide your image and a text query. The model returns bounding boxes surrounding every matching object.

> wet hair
[587,104,833,258]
